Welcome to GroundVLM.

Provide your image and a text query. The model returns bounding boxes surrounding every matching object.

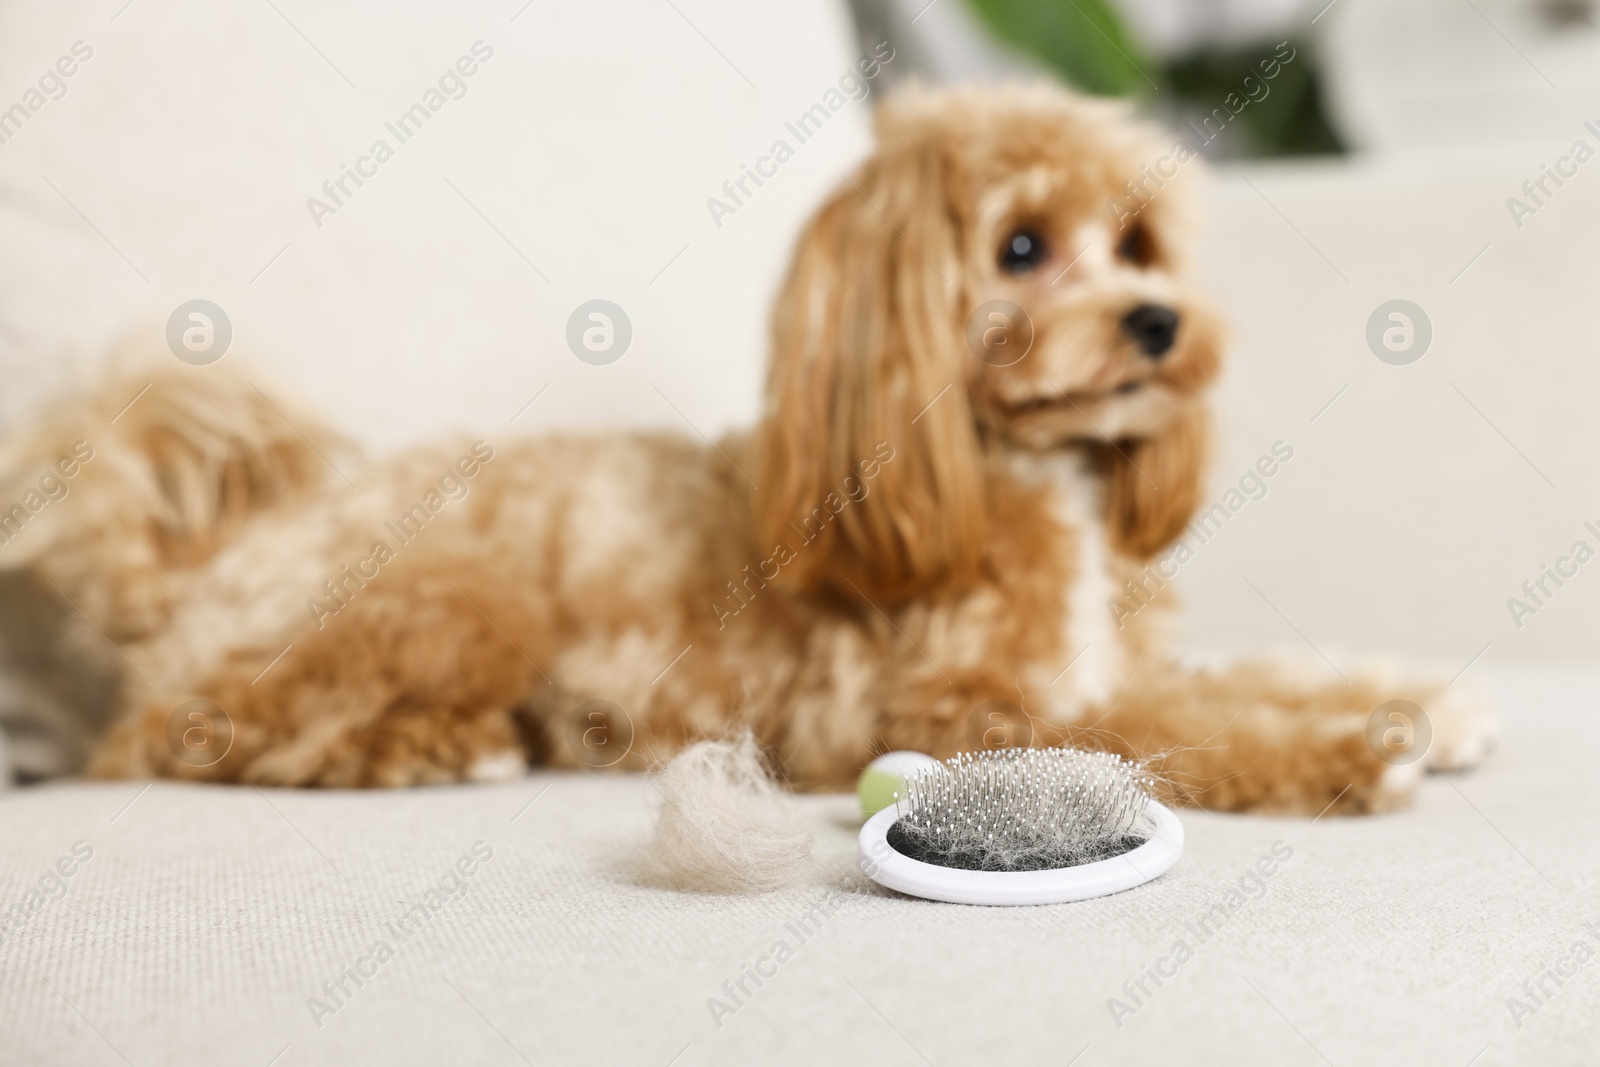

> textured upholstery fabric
[1,667,1596,1066]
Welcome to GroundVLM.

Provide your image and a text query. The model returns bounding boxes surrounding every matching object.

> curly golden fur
[0,84,1491,811]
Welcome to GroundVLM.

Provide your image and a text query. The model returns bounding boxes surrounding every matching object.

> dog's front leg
[1070,658,1493,815]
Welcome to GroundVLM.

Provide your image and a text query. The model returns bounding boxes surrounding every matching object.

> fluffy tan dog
[0,85,1490,811]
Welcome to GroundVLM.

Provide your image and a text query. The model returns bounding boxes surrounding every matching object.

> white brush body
[860,799,1182,905]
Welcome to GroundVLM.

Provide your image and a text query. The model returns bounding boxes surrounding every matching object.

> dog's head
[755,84,1225,601]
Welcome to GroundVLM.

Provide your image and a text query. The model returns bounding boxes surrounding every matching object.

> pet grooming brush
[858,748,1183,906]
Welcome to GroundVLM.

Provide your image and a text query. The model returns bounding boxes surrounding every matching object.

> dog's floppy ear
[753,138,984,603]
[1104,402,1209,559]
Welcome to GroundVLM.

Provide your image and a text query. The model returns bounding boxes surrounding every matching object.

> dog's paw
[1423,682,1497,772]
[468,750,531,783]
[1370,758,1426,811]
[1342,660,1497,774]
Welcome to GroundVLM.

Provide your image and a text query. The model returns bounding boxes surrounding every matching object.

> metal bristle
[891,748,1156,873]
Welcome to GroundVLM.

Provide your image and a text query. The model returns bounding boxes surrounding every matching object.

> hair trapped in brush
[639,731,812,893]
[887,749,1158,872]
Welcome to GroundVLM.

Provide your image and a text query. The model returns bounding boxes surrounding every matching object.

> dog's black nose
[1121,303,1179,358]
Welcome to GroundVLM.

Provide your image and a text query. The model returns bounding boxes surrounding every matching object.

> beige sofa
[2,2,1597,1064]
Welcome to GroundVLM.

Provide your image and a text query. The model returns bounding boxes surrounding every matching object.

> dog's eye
[999,228,1047,274]
[1116,223,1156,267]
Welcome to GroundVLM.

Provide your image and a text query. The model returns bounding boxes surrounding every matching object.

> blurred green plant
[1163,45,1342,156]
[962,0,1344,156]
[965,0,1151,96]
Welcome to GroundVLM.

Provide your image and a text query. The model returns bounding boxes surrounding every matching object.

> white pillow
[0,0,876,451]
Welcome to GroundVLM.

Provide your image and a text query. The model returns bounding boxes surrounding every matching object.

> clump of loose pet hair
[888,748,1157,873]
[639,732,813,893]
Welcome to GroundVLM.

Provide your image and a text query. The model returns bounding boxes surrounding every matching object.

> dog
[0,84,1491,811]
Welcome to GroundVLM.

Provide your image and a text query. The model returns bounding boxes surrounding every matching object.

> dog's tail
[0,357,349,640]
